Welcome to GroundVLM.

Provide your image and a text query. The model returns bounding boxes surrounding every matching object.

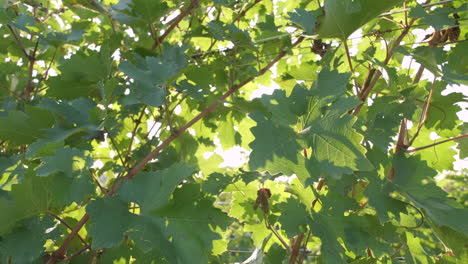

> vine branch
[353,18,416,115]
[233,0,262,23]
[7,24,29,59]
[104,128,128,172]
[47,212,89,247]
[150,0,200,51]
[24,39,39,100]
[343,39,360,93]
[407,134,468,153]
[408,77,436,146]
[47,214,90,264]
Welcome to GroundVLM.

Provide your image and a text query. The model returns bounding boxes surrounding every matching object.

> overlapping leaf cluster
[0,0,467,263]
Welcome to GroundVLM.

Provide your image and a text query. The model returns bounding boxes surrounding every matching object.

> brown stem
[354,19,416,115]
[64,245,91,261]
[412,64,425,84]
[343,39,360,93]
[403,0,408,27]
[408,77,435,146]
[24,40,39,100]
[7,24,29,59]
[299,231,311,263]
[407,134,468,153]
[0,83,23,101]
[289,233,305,264]
[233,0,262,23]
[47,212,89,247]
[47,214,90,263]
[265,215,291,253]
[43,47,58,81]
[48,36,304,262]
[104,128,128,171]
[89,169,108,195]
[122,107,147,170]
[200,0,260,60]
[163,87,175,132]
[151,0,200,51]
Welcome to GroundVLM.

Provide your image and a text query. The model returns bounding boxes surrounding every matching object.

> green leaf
[131,0,168,23]
[87,196,177,260]
[0,106,54,144]
[118,162,195,214]
[48,170,94,205]
[425,87,463,132]
[288,9,317,35]
[119,44,188,106]
[0,176,51,235]
[258,89,298,125]
[248,112,302,170]
[429,221,468,259]
[309,213,346,263]
[316,0,404,38]
[153,184,233,264]
[0,216,60,263]
[397,46,444,77]
[289,83,312,116]
[87,196,134,249]
[364,171,407,223]
[302,112,373,179]
[278,198,310,237]
[36,147,90,178]
[409,5,458,31]
[448,40,468,75]
[185,66,214,89]
[312,68,351,104]
[47,50,110,99]
[392,154,468,235]
[411,127,456,171]
[404,231,434,264]
[126,216,177,260]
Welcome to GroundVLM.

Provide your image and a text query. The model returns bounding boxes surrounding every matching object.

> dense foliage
[0,0,467,263]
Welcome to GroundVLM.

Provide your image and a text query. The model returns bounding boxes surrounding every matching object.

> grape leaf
[48,171,94,205]
[409,5,458,31]
[131,0,168,23]
[411,127,457,171]
[248,112,302,170]
[404,231,433,264]
[152,184,233,264]
[364,174,407,223]
[425,88,463,133]
[258,89,298,125]
[119,44,188,107]
[277,198,311,237]
[302,112,373,179]
[0,106,54,144]
[0,216,60,263]
[46,49,110,99]
[392,154,468,235]
[118,162,195,214]
[288,9,316,35]
[448,40,468,75]
[0,176,51,235]
[36,147,91,178]
[316,0,404,38]
[86,196,135,249]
